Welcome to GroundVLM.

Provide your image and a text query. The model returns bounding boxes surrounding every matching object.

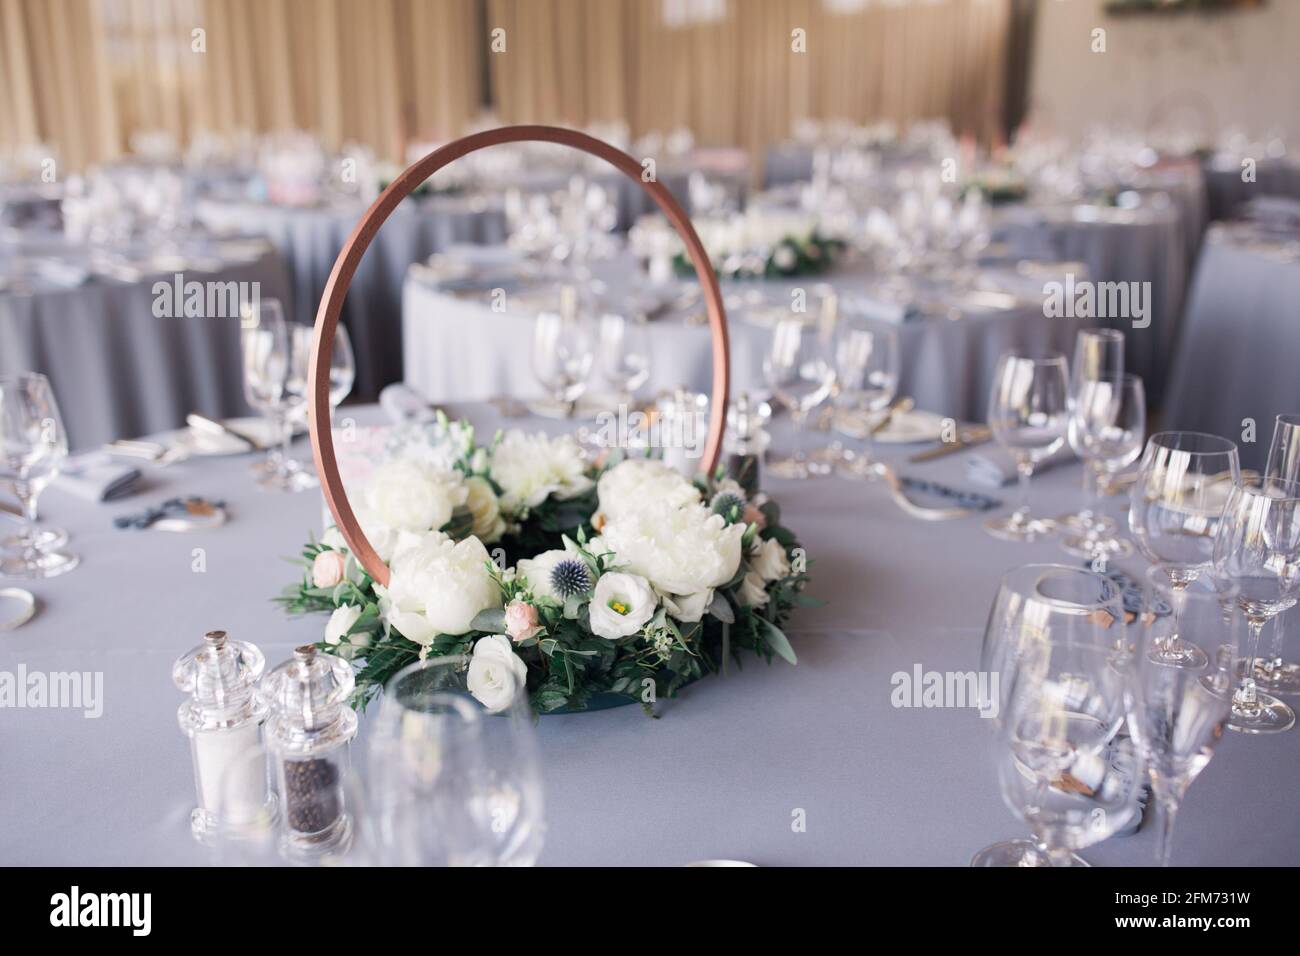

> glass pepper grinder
[724,392,771,498]
[261,645,358,859]
[173,630,276,842]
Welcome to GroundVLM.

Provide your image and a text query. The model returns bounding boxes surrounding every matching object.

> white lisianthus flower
[376,533,501,645]
[601,500,744,596]
[490,430,593,516]
[751,537,792,583]
[596,458,699,524]
[325,603,363,646]
[516,549,569,601]
[466,634,528,714]
[363,459,468,537]
[463,475,507,544]
[661,588,712,623]
[736,569,771,609]
[589,572,657,639]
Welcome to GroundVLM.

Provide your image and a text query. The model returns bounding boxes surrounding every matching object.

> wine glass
[1060,374,1146,559]
[531,288,594,417]
[832,322,899,480]
[368,655,545,866]
[1129,431,1240,669]
[983,352,1070,542]
[763,316,836,480]
[327,324,356,412]
[972,563,1130,867]
[1060,329,1124,539]
[1210,477,1300,734]
[0,372,78,578]
[1127,571,1234,866]
[241,299,312,491]
[597,313,650,406]
[1252,413,1300,696]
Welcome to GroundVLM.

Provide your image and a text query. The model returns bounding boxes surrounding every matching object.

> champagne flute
[1129,431,1240,669]
[983,352,1070,542]
[531,287,594,417]
[833,321,899,480]
[763,316,836,480]
[0,372,79,578]
[1060,329,1124,538]
[1253,413,1300,696]
[1210,477,1300,734]
[1060,374,1146,559]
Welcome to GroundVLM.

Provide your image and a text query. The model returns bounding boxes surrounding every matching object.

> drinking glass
[972,564,1130,867]
[368,655,545,866]
[1253,413,1300,695]
[832,322,899,480]
[531,288,594,417]
[240,299,313,492]
[1210,477,1300,734]
[1060,329,1125,540]
[1127,571,1234,866]
[1129,431,1240,668]
[0,372,79,578]
[597,313,650,405]
[983,352,1070,542]
[326,324,356,411]
[763,316,836,480]
[1060,374,1146,559]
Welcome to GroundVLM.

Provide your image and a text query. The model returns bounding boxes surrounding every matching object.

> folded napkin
[843,291,917,325]
[56,452,142,502]
[966,444,1075,489]
[379,382,438,425]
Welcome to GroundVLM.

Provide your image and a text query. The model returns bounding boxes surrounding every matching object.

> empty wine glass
[1129,431,1240,669]
[1252,413,1300,696]
[241,299,312,492]
[368,655,545,866]
[327,324,356,412]
[972,564,1130,867]
[531,287,594,417]
[1060,329,1124,539]
[983,352,1070,542]
[1210,477,1300,734]
[1127,572,1233,866]
[1061,373,1146,559]
[0,372,78,578]
[597,313,651,405]
[763,316,836,480]
[832,321,899,480]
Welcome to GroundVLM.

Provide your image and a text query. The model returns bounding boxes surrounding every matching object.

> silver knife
[907,429,992,463]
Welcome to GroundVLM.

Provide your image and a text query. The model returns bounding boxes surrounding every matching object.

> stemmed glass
[763,316,836,480]
[0,372,79,578]
[1129,431,1240,669]
[1127,570,1234,866]
[596,313,650,406]
[1252,413,1300,696]
[972,564,1130,867]
[367,655,545,866]
[832,322,899,480]
[1060,329,1124,540]
[531,288,594,418]
[1209,477,1300,734]
[983,352,1070,542]
[283,323,355,475]
[1060,374,1146,559]
[241,299,313,492]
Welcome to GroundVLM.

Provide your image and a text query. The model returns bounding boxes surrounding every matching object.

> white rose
[466,634,529,714]
[463,475,506,544]
[515,548,569,601]
[596,458,699,524]
[490,430,593,516]
[601,500,744,596]
[376,533,502,645]
[325,603,362,645]
[321,526,347,550]
[363,459,468,535]
[736,570,770,609]
[751,537,791,582]
[661,588,712,623]
[589,572,657,639]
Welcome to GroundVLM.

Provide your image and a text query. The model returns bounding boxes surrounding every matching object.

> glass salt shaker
[724,392,771,498]
[173,630,276,842]
[261,645,358,859]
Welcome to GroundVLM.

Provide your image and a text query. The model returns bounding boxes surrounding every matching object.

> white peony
[589,572,657,639]
[463,475,507,543]
[596,458,699,524]
[466,634,528,714]
[661,588,712,623]
[751,537,791,582]
[515,549,569,601]
[601,499,744,596]
[490,430,593,516]
[325,603,363,645]
[736,569,771,609]
[358,459,469,561]
[376,533,501,645]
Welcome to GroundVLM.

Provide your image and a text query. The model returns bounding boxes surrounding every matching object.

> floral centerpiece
[673,210,845,280]
[279,414,817,715]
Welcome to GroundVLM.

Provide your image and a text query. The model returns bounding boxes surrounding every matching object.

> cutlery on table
[868,396,915,436]
[906,425,992,463]
[185,413,265,451]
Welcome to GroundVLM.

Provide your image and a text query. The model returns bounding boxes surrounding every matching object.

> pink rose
[504,600,542,642]
[312,550,348,588]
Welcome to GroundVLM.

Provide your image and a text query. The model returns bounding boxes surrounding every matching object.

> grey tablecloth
[2,400,1296,866]
[1163,225,1300,472]
[1203,157,1300,223]
[0,242,291,450]
[402,257,1087,423]
[196,196,507,401]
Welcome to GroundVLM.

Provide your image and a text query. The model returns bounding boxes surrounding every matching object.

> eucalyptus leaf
[756,616,798,665]
[470,608,507,633]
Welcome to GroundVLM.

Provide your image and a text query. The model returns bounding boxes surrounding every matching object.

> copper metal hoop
[308,125,731,587]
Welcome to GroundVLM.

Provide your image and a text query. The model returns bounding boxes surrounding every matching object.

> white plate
[836,408,947,444]
[157,417,303,457]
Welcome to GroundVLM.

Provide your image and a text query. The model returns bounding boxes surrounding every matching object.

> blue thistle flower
[550,558,592,599]
[710,491,745,523]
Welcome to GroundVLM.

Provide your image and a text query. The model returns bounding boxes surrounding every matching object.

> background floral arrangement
[672,209,845,279]
[279,414,817,714]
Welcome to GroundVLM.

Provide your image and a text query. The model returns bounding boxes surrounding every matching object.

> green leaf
[755,616,797,665]
[470,608,507,633]
[707,592,735,624]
